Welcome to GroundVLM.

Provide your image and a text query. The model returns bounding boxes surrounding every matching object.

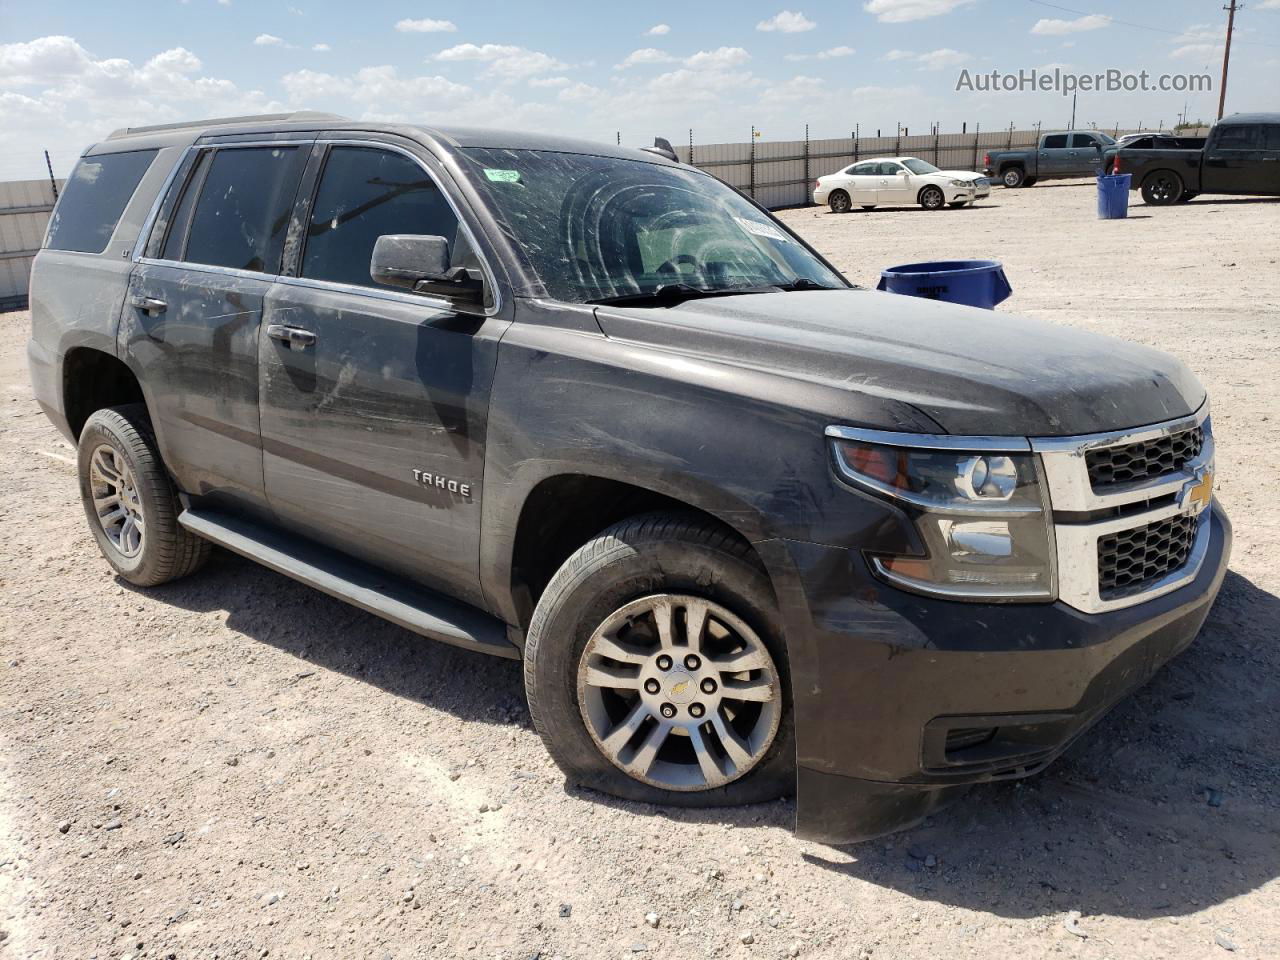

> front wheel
[523,513,793,806]
[77,405,211,586]
[1141,171,1184,205]
[920,186,945,210]
[828,190,852,214]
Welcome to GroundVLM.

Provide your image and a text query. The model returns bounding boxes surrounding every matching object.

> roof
[1216,112,1280,125]
[92,112,677,166]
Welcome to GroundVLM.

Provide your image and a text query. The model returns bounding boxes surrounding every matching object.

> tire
[1002,167,1026,188]
[1141,170,1183,206]
[524,512,794,807]
[919,186,945,210]
[77,404,211,587]
[828,190,852,214]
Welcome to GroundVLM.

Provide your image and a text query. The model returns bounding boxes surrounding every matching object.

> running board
[178,509,519,660]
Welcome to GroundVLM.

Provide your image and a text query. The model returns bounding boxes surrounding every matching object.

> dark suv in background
[28,112,1230,843]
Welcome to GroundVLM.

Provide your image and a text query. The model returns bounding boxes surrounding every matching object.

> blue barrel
[1096,173,1132,219]
[876,260,1012,310]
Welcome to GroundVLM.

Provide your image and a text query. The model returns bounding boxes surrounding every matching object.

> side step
[178,509,519,660]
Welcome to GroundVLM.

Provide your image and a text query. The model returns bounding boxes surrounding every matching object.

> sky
[2,0,1279,180]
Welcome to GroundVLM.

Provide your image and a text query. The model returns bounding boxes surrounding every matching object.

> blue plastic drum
[876,260,1013,310]
[1096,173,1132,220]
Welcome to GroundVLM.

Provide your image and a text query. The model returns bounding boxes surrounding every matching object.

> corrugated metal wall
[0,178,60,312]
[677,126,1211,209]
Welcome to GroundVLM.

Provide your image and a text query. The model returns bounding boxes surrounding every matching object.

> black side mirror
[370,234,483,306]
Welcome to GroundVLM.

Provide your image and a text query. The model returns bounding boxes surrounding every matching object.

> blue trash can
[1096,173,1132,219]
[876,260,1012,310]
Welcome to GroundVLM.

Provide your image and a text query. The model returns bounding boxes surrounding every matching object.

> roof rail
[106,111,348,140]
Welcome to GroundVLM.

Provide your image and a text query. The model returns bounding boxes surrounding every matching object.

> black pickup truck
[28,113,1230,844]
[1116,112,1280,204]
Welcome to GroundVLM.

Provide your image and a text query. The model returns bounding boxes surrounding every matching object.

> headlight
[949,179,971,187]
[828,432,1056,601]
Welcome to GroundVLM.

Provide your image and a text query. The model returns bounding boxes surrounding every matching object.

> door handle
[266,323,317,349]
[130,295,167,314]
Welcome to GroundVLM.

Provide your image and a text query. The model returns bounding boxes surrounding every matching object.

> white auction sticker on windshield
[734,216,791,243]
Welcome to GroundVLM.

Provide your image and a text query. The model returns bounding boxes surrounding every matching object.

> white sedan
[813,157,991,213]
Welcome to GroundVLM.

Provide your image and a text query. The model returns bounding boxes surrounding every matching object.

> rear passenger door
[844,162,880,205]
[125,139,310,516]
[258,139,508,608]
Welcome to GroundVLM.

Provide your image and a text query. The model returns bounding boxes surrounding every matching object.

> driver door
[258,140,508,607]
[877,161,914,204]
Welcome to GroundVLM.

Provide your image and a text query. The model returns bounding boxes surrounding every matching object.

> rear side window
[1043,134,1069,148]
[300,146,461,290]
[182,146,307,273]
[46,150,157,254]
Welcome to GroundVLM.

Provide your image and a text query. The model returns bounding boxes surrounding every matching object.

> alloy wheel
[577,594,781,792]
[89,444,145,558]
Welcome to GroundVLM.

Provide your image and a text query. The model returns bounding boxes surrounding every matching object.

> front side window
[902,158,941,175]
[877,161,903,175]
[301,146,462,290]
[460,148,844,304]
[46,149,158,254]
[181,146,306,273]
[1214,125,1263,150]
[1070,134,1099,148]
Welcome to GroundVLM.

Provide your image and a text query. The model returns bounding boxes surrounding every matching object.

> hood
[937,170,985,181]
[594,289,1203,437]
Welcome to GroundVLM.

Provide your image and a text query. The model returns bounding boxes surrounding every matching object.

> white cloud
[756,10,817,32]
[646,23,671,36]
[785,45,854,61]
[282,65,470,104]
[1031,14,1110,35]
[1169,23,1223,60]
[557,82,601,102]
[312,43,330,52]
[915,47,970,70]
[253,34,286,47]
[395,18,457,33]
[434,42,567,78]
[882,49,915,61]
[684,46,750,69]
[616,48,677,69]
[528,75,570,87]
[863,0,974,23]
[761,75,826,102]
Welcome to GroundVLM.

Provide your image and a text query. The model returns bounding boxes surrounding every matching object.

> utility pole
[1218,0,1240,120]
[1069,93,1077,130]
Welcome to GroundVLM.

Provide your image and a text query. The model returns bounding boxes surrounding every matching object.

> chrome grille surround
[1032,403,1214,614]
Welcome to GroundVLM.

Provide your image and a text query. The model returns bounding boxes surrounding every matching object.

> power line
[1024,0,1280,47]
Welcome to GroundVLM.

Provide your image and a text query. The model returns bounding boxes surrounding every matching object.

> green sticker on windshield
[484,168,522,183]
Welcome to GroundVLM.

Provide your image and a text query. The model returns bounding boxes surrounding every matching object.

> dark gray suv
[28,112,1230,843]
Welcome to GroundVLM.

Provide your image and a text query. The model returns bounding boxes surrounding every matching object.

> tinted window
[877,162,902,175]
[1071,134,1099,148]
[183,146,306,273]
[850,162,878,176]
[46,150,157,254]
[1043,134,1069,149]
[1213,124,1263,150]
[301,147,461,289]
[161,150,211,262]
[1264,125,1280,150]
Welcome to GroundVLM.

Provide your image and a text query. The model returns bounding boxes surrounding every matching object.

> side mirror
[901,170,911,177]
[370,234,483,306]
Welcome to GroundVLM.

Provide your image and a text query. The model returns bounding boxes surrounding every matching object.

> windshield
[1097,133,1116,145]
[902,158,941,175]
[459,147,845,303]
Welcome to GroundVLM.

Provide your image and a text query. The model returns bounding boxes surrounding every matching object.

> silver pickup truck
[984,130,1116,187]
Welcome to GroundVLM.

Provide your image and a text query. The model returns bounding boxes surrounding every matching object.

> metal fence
[0,178,59,313]
[674,124,1211,210]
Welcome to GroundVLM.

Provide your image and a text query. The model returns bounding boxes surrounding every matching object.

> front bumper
[756,502,1231,844]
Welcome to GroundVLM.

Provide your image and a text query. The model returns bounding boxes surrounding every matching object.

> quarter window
[46,150,158,254]
[181,146,306,273]
[301,146,462,290]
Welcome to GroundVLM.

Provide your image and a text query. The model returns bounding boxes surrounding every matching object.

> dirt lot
[2,183,1278,960]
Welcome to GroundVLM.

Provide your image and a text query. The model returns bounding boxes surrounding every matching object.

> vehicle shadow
[120,547,528,729]
[801,568,1280,920]
[1183,195,1280,206]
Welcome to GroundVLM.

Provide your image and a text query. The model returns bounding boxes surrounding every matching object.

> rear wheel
[828,190,852,214]
[1002,167,1026,188]
[1141,170,1183,205]
[523,513,793,806]
[77,405,210,586]
[919,186,945,210]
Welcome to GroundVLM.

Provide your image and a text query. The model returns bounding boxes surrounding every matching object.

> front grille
[1086,426,1204,489]
[1098,513,1199,599]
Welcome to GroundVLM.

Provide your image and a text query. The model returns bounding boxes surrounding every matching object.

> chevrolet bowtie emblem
[1179,466,1213,516]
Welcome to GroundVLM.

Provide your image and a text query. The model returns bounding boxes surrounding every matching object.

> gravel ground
[2,182,1278,960]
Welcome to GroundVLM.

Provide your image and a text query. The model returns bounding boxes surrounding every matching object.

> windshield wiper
[586,283,776,307]
[772,278,842,292]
